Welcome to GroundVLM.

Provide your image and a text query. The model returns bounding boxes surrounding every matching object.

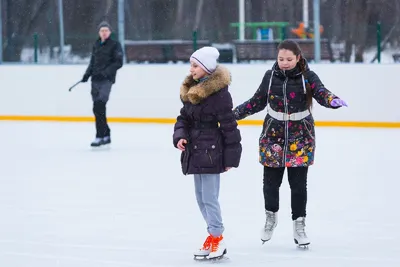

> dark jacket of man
[83,37,123,84]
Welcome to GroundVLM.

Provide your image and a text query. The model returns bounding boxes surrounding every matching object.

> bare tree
[173,0,186,38]
[342,0,372,62]
[193,0,204,31]
[2,0,400,62]
[3,0,48,61]
[370,0,400,62]
[330,0,342,42]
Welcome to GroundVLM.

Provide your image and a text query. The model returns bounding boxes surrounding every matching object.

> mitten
[330,98,348,107]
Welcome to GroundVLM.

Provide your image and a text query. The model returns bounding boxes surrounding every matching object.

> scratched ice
[0,121,399,267]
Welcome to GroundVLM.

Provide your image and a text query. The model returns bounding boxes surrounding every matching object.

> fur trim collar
[180,65,231,104]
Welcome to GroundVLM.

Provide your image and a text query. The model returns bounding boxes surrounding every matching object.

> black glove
[81,74,90,82]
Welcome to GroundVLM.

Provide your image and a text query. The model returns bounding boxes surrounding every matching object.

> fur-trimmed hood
[180,65,231,104]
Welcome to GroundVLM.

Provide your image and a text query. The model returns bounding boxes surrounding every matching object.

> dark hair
[277,40,313,110]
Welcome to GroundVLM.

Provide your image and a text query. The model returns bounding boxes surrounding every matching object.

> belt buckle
[283,113,289,121]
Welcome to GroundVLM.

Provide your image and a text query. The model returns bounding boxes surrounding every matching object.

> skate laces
[295,219,307,237]
[202,235,212,250]
[264,212,276,231]
[210,235,223,252]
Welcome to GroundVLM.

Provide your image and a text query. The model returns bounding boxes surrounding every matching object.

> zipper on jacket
[282,77,289,166]
[261,118,273,140]
[206,149,213,164]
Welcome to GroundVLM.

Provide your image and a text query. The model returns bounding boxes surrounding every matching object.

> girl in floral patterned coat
[233,40,347,248]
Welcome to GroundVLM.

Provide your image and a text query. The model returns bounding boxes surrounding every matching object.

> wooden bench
[233,39,333,62]
[124,40,211,63]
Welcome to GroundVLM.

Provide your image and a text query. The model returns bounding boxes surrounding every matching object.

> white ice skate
[194,235,212,259]
[293,217,310,248]
[207,235,227,260]
[194,235,227,261]
[261,210,277,244]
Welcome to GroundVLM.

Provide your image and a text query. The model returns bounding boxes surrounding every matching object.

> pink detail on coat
[272,144,282,152]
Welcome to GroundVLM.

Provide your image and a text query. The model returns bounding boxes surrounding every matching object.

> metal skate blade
[297,243,310,250]
[294,238,310,249]
[194,250,229,263]
[194,256,229,263]
[90,144,111,151]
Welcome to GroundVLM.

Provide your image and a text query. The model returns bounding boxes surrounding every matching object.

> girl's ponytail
[299,56,313,110]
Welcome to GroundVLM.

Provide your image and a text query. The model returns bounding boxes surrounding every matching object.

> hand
[81,74,90,83]
[330,98,348,107]
[177,139,187,151]
[225,167,232,171]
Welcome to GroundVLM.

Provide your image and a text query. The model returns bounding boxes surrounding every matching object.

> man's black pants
[91,80,112,138]
[263,166,308,220]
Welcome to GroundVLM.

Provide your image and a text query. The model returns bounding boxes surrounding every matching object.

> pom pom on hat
[190,46,220,74]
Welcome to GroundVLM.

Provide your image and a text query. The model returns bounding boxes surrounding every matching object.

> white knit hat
[190,46,220,74]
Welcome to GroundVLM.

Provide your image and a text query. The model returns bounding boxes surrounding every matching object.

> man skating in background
[81,21,123,147]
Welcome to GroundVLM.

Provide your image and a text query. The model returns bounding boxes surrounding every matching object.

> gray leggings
[194,174,224,237]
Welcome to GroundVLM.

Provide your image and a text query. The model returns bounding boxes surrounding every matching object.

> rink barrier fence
[0,115,399,128]
[1,65,399,128]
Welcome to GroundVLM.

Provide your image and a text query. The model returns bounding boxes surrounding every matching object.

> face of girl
[277,49,300,71]
[190,61,208,80]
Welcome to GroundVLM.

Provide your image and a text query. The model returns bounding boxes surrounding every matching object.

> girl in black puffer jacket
[173,46,242,260]
[233,40,347,248]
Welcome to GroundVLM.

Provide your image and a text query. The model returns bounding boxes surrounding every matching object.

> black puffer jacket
[84,37,123,84]
[173,66,242,175]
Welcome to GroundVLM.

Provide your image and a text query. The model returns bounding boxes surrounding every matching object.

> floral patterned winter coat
[233,61,340,168]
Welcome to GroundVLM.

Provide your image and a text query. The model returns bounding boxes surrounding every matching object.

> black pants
[93,101,110,138]
[91,81,112,138]
[263,166,308,220]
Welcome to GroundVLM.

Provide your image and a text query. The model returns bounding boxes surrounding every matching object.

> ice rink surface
[0,121,399,267]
